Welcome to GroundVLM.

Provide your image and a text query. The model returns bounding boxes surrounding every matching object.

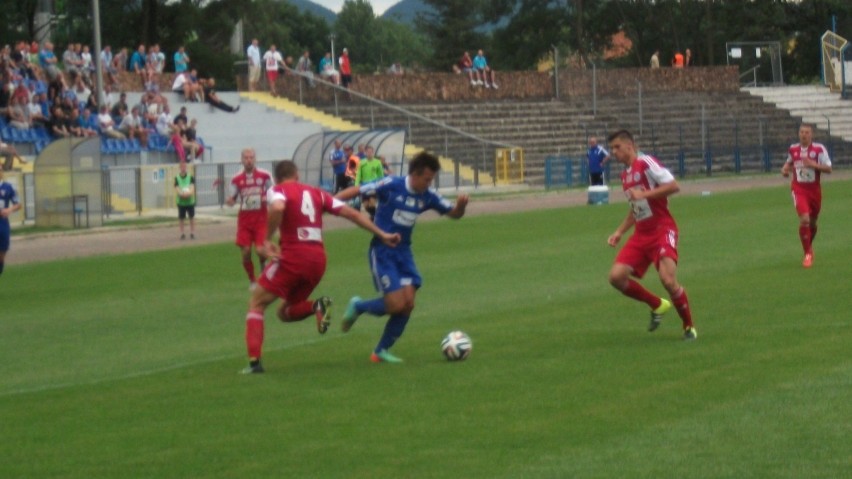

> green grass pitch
[1,180,850,478]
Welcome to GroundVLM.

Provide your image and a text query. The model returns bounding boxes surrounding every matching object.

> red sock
[622,279,662,310]
[671,287,693,329]
[245,311,264,361]
[283,300,314,322]
[810,224,818,245]
[243,259,256,282]
[798,225,812,254]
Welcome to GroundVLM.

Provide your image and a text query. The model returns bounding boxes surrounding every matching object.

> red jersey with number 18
[621,154,678,236]
[267,182,346,254]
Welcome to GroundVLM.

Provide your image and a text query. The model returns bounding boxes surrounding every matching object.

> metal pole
[701,103,706,154]
[637,80,643,136]
[592,63,597,117]
[552,45,559,99]
[91,0,105,105]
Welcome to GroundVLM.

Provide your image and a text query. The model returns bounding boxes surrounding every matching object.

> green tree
[417,0,490,71]
[334,0,380,73]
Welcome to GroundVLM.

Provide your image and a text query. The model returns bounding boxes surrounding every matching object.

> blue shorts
[369,243,421,294]
[0,220,10,252]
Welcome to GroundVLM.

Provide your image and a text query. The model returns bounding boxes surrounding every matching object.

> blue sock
[375,314,410,353]
[358,297,386,316]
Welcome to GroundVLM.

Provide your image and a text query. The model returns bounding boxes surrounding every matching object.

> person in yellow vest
[174,161,196,240]
[343,144,361,210]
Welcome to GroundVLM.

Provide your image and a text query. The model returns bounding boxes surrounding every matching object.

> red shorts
[791,189,821,218]
[258,254,326,304]
[266,70,279,84]
[236,213,266,248]
[615,227,679,279]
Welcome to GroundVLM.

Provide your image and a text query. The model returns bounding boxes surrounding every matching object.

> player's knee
[608,271,627,289]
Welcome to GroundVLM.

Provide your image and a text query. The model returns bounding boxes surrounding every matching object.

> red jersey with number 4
[621,154,678,236]
[230,168,273,219]
[267,181,346,254]
[786,142,830,193]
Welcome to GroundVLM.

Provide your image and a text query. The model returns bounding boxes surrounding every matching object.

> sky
[311,0,399,15]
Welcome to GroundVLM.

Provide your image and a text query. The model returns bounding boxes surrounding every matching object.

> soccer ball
[441,331,472,361]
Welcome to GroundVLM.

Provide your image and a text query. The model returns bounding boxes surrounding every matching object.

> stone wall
[236,66,740,105]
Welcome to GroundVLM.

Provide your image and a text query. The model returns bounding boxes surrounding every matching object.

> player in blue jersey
[335,152,469,363]
[0,169,22,277]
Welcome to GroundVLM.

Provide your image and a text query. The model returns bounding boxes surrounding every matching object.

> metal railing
[280,64,518,189]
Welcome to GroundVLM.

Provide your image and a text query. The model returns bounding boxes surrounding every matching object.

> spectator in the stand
[72,75,92,106]
[111,92,128,119]
[203,78,240,113]
[187,69,204,102]
[48,106,71,138]
[174,46,190,73]
[296,50,315,87]
[39,42,61,81]
[1,141,22,171]
[28,95,49,128]
[473,49,498,89]
[74,107,98,137]
[174,106,188,126]
[454,51,476,85]
[62,44,81,78]
[263,44,285,97]
[113,47,128,74]
[98,105,125,139]
[156,104,175,137]
[118,106,148,146]
[7,95,32,130]
[684,48,693,67]
[650,50,660,69]
[175,117,203,161]
[339,48,352,89]
[148,44,165,85]
[129,44,148,88]
[80,107,99,134]
[319,52,340,85]
[100,45,119,87]
[68,107,88,137]
[387,62,404,76]
[672,51,684,68]
[246,39,261,92]
[80,45,95,79]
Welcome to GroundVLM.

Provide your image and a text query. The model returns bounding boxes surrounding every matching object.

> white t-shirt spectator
[247,44,261,68]
[263,50,283,72]
[172,73,187,92]
[156,111,173,136]
[98,112,116,131]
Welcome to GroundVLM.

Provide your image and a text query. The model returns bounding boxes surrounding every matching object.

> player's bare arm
[445,194,469,219]
[627,180,679,201]
[801,158,832,173]
[262,199,284,259]
[781,161,791,177]
[334,185,361,201]
[337,205,401,247]
[608,214,635,247]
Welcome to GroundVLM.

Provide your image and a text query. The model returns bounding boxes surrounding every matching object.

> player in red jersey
[227,148,273,289]
[241,160,400,374]
[781,124,832,268]
[605,130,696,341]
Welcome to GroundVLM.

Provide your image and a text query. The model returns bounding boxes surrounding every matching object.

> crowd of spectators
[1,40,218,165]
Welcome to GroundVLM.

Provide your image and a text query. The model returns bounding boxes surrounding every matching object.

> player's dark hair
[607,129,634,144]
[273,160,298,182]
[408,151,441,175]
[799,123,814,132]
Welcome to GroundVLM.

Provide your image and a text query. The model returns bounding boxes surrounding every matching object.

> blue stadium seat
[0,127,12,142]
